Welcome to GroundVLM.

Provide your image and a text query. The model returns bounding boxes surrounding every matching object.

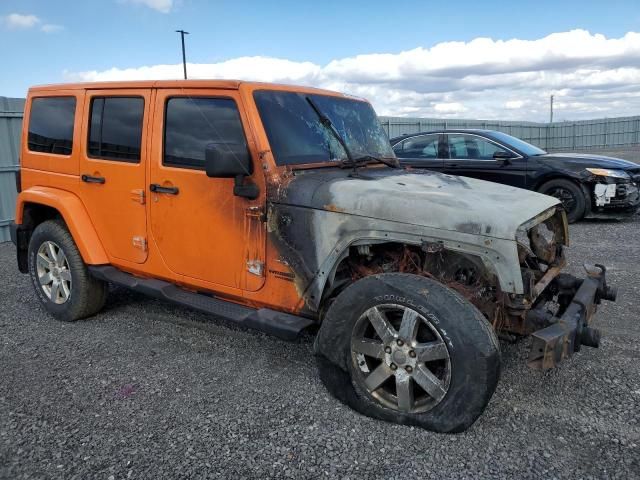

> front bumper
[528,264,616,369]
[590,179,640,215]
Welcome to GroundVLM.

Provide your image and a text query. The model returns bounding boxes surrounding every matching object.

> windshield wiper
[305,96,355,166]
[346,154,399,169]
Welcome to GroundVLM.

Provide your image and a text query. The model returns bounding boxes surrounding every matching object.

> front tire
[28,220,108,322]
[314,273,501,433]
[538,178,587,223]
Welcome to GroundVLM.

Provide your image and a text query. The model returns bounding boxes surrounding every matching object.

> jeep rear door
[148,88,265,291]
[79,89,151,264]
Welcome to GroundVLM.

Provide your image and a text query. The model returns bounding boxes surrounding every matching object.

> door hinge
[247,260,265,277]
[131,189,146,204]
[246,205,267,222]
[132,236,147,251]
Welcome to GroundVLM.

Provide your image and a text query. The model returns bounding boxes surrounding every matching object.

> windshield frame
[487,131,547,156]
[252,89,395,168]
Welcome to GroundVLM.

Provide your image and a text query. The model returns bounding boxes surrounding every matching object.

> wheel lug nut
[396,339,404,346]
[409,350,416,358]
[390,363,397,371]
[405,366,413,373]
[384,346,392,354]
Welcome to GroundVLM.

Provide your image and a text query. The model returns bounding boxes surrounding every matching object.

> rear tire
[538,178,586,223]
[314,273,501,433]
[28,220,107,322]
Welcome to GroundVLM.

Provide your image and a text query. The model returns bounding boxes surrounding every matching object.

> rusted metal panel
[0,97,24,242]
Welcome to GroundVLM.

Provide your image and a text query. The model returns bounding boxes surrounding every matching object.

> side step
[88,266,314,340]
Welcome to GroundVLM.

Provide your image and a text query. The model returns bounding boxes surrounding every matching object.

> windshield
[254,90,394,166]
[489,131,547,156]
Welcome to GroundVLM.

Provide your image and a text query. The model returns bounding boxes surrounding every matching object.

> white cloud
[121,0,173,13]
[505,100,525,109]
[41,23,64,33]
[434,102,467,114]
[3,13,40,29]
[68,29,640,121]
[3,13,64,33]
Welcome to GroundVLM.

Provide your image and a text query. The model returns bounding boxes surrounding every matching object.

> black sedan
[390,129,640,222]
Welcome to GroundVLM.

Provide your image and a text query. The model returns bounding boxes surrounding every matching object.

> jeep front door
[149,90,265,291]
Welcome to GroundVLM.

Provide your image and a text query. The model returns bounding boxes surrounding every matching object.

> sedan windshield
[254,90,394,166]
[489,131,547,156]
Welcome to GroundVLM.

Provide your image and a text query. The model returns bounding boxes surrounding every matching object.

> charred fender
[267,203,522,313]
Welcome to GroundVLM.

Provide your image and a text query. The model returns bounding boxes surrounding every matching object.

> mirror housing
[205,143,252,178]
[205,143,259,199]
[493,150,513,163]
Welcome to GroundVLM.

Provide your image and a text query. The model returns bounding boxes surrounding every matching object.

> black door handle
[150,183,179,195]
[81,174,106,184]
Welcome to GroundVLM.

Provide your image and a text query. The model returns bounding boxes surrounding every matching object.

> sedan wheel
[547,186,577,213]
[539,178,587,223]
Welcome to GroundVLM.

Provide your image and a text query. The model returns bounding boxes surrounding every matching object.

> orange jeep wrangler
[11,80,616,433]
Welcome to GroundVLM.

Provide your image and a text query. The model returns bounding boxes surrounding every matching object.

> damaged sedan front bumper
[527,264,617,369]
[591,176,640,216]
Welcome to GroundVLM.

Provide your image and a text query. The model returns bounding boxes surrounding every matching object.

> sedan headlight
[586,168,630,179]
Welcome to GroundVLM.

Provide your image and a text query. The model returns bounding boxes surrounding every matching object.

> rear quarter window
[28,97,76,155]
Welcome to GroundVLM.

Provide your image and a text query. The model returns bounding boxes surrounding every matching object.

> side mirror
[493,151,513,163]
[205,143,259,200]
[205,143,252,178]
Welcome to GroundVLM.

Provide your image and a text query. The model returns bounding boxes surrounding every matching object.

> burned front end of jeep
[509,207,616,367]
[330,206,616,369]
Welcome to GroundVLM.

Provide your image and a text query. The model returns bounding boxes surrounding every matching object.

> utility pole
[175,30,189,79]
[549,94,554,124]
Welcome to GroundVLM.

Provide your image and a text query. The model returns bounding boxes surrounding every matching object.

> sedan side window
[395,134,440,159]
[448,135,509,160]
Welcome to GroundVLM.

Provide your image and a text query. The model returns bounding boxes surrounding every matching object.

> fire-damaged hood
[273,168,560,241]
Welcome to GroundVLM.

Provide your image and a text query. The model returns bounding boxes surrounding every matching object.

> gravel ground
[1,216,639,479]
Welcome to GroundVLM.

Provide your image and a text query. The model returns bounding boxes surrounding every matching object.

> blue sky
[2,0,640,120]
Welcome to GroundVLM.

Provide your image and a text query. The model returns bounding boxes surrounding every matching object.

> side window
[88,97,144,162]
[164,97,247,169]
[28,97,76,155]
[395,134,440,159]
[448,135,509,160]
[447,135,470,159]
[473,137,509,160]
